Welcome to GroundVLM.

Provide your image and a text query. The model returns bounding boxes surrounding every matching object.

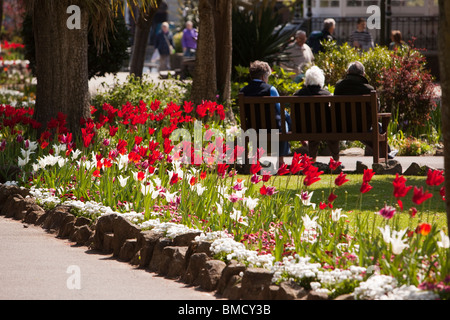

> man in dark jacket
[307,18,336,54]
[154,22,174,71]
[240,61,292,157]
[334,62,395,158]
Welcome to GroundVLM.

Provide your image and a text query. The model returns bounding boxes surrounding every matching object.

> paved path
[0,217,217,300]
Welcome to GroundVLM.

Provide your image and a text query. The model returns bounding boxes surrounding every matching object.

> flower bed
[0,98,449,300]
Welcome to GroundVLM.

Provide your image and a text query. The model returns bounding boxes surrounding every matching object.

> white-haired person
[294,66,341,164]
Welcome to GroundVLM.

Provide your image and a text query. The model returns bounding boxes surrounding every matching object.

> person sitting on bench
[294,66,340,163]
[240,60,292,157]
[334,62,396,159]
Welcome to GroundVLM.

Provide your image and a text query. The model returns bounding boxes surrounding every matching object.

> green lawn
[241,174,448,232]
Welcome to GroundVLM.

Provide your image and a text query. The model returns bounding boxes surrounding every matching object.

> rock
[197,260,227,292]
[71,225,93,246]
[262,285,280,300]
[182,252,209,285]
[23,205,46,225]
[305,290,330,300]
[173,231,202,247]
[334,293,354,300]
[276,281,307,300]
[356,161,369,174]
[372,160,402,175]
[38,205,72,233]
[403,163,429,176]
[57,214,77,238]
[112,215,141,257]
[148,238,174,272]
[119,238,138,262]
[222,275,242,300]
[74,216,92,227]
[217,260,246,295]
[2,194,36,220]
[240,268,274,300]
[0,185,30,213]
[161,246,189,279]
[102,232,114,254]
[91,214,116,251]
[2,194,23,218]
[130,230,163,268]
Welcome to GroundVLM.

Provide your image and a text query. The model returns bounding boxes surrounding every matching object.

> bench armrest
[378,113,392,133]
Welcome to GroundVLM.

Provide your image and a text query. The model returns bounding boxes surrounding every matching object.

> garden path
[0,216,218,300]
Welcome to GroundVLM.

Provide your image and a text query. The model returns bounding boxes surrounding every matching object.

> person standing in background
[181,21,198,58]
[281,30,315,83]
[154,22,174,71]
[349,18,374,52]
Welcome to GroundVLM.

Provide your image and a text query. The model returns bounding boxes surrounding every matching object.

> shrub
[378,45,437,134]
[91,74,191,109]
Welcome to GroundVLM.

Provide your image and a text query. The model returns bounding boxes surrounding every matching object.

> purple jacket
[182,28,198,50]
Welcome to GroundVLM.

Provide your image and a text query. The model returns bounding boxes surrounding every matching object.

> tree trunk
[129,0,161,78]
[0,0,4,37]
[33,0,90,136]
[438,0,450,234]
[190,0,217,106]
[214,0,235,124]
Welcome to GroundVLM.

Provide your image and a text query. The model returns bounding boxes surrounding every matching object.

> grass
[238,173,448,233]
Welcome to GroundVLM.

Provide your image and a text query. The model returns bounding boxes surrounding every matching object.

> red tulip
[363,169,375,183]
[335,172,349,187]
[360,182,373,194]
[329,158,342,171]
[426,169,445,187]
[250,162,262,175]
[412,186,433,205]
[277,164,290,176]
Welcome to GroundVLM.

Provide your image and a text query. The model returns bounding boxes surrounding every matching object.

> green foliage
[87,16,131,79]
[22,14,130,80]
[314,41,360,86]
[232,0,297,74]
[315,41,392,88]
[91,74,191,109]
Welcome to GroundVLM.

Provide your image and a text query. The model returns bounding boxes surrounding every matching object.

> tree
[25,0,157,135]
[191,0,234,123]
[129,0,162,78]
[438,0,450,234]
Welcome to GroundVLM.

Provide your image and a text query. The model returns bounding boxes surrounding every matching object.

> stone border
[0,183,354,301]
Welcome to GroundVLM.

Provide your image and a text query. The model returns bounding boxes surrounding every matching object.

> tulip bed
[1,98,449,300]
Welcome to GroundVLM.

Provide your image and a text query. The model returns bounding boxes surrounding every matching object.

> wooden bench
[238,91,391,165]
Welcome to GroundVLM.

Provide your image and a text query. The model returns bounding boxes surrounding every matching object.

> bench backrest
[238,91,379,141]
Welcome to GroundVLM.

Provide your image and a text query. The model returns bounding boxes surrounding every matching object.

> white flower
[118,175,129,188]
[390,229,409,255]
[437,230,450,249]
[243,197,259,211]
[71,149,82,160]
[164,190,178,203]
[230,208,248,226]
[296,191,316,210]
[302,214,319,230]
[18,157,28,167]
[117,154,129,170]
[378,225,391,244]
[195,184,207,196]
[25,140,38,152]
[57,157,67,168]
[331,208,347,222]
